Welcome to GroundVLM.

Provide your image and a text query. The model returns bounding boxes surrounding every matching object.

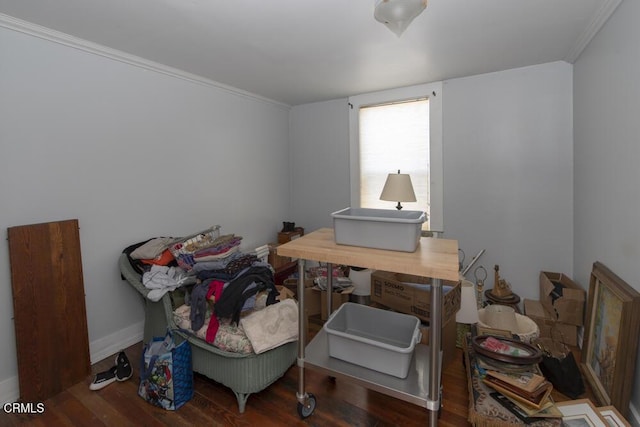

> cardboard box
[269,243,291,269]
[276,285,296,301]
[302,286,322,345]
[319,286,353,321]
[281,276,315,298]
[303,286,322,317]
[300,285,354,322]
[554,323,579,347]
[419,317,457,368]
[524,298,554,336]
[524,299,579,347]
[540,271,586,326]
[371,271,461,324]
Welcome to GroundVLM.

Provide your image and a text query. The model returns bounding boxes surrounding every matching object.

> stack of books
[483,370,562,420]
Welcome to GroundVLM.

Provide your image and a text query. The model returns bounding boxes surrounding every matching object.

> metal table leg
[296,258,316,418]
[428,277,442,425]
[296,259,307,403]
[326,263,333,318]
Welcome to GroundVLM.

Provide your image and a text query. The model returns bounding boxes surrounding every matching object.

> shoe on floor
[114,351,133,381]
[89,366,117,391]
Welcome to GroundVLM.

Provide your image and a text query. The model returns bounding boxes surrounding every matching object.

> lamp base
[395,202,403,210]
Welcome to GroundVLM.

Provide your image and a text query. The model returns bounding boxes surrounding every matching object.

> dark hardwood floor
[0,312,594,427]
[0,340,471,427]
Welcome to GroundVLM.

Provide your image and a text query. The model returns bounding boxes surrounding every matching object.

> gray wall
[0,22,291,402]
[290,62,574,305]
[574,0,640,421]
[443,62,574,303]
[289,99,351,230]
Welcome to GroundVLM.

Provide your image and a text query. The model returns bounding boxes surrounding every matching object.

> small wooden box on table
[277,228,458,424]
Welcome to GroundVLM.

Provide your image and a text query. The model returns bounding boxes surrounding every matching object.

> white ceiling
[0,0,621,106]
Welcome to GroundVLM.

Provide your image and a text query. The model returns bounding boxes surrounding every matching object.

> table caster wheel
[297,393,316,419]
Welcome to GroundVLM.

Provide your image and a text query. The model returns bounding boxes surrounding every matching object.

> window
[348,82,443,231]
[359,99,429,211]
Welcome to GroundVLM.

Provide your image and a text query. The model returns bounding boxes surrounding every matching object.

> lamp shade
[380,171,417,203]
[483,304,518,333]
[374,0,428,37]
[456,280,479,324]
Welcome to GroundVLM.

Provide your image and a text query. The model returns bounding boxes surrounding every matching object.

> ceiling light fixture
[374,0,427,37]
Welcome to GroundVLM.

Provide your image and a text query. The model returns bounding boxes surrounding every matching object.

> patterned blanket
[240,298,298,354]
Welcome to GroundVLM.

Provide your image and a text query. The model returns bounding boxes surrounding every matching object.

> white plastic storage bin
[323,302,421,378]
[331,207,426,252]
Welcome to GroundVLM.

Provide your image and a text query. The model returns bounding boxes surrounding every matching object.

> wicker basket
[477,308,540,343]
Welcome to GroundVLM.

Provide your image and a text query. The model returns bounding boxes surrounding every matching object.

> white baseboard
[0,321,144,405]
[89,321,144,365]
[0,376,19,406]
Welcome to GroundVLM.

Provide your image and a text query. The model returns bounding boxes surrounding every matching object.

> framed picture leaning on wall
[597,405,631,427]
[582,262,640,418]
[556,399,608,426]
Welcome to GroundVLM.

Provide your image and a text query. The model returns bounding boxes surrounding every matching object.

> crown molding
[564,0,623,63]
[0,13,290,109]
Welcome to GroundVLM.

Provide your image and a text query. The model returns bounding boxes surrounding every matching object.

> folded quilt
[240,299,298,354]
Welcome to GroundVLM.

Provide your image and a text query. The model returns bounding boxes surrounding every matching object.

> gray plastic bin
[331,207,426,252]
[323,302,421,378]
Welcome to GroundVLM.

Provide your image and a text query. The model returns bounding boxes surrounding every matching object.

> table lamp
[379,170,417,210]
[456,279,479,347]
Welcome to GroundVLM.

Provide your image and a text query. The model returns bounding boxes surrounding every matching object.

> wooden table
[278,228,458,425]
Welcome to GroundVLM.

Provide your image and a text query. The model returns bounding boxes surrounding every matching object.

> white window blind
[349,82,443,232]
[359,99,429,215]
